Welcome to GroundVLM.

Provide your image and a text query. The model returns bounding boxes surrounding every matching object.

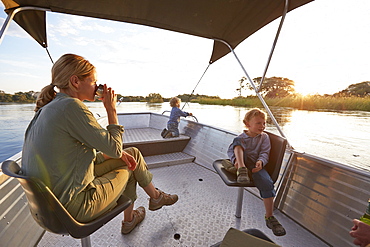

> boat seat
[1,160,132,247]
[213,131,287,218]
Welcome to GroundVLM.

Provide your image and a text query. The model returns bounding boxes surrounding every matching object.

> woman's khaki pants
[66,147,153,222]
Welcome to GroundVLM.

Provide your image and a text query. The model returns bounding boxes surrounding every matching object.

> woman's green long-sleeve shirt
[21,93,124,205]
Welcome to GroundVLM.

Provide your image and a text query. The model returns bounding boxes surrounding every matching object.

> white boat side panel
[117,113,152,129]
[0,176,44,247]
[278,152,370,246]
[148,113,169,130]
[182,120,235,169]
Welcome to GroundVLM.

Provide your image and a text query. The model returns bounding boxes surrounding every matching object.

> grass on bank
[192,95,370,112]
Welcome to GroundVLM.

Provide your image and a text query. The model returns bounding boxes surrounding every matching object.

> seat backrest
[213,131,287,187]
[1,160,71,235]
[264,131,287,183]
[1,160,132,239]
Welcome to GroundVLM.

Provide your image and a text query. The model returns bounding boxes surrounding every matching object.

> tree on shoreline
[0,90,37,103]
[146,93,163,103]
[1,79,370,104]
[333,81,370,97]
[236,77,247,97]
[250,77,296,98]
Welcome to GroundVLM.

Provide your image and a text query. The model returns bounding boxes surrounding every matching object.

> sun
[294,83,320,96]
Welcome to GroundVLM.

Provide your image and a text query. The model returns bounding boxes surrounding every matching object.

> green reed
[193,96,370,111]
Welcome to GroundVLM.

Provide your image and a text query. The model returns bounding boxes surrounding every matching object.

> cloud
[48,14,115,41]
[0,71,39,78]
[2,0,370,98]
[0,58,39,69]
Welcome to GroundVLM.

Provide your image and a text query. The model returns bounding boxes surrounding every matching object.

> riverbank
[193,95,370,112]
[1,102,369,171]
[2,94,370,112]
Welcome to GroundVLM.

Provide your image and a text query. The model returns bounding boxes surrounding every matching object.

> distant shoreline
[192,95,370,112]
[1,95,369,112]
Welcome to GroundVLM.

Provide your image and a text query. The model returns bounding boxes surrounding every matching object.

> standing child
[161,97,192,138]
[226,108,286,236]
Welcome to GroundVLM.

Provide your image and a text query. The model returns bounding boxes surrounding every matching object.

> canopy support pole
[258,0,289,92]
[227,42,291,147]
[0,6,51,46]
[45,47,54,64]
[213,0,291,148]
[216,37,289,146]
[182,63,211,110]
[0,6,53,63]
[0,8,18,46]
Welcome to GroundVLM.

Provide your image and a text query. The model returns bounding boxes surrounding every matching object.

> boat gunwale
[116,112,370,176]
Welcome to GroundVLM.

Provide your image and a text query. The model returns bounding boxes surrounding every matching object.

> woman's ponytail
[34,54,95,112]
[34,84,56,112]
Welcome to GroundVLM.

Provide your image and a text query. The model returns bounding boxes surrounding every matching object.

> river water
[1,102,369,171]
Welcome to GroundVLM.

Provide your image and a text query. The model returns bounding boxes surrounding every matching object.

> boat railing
[161,110,198,122]
[275,150,370,246]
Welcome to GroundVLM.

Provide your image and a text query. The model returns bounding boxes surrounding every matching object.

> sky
[1,0,370,99]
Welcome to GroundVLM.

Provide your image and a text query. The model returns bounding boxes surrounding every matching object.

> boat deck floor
[123,127,190,144]
[37,128,329,247]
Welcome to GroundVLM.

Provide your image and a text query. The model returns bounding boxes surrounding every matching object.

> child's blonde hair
[243,108,267,125]
[170,97,181,107]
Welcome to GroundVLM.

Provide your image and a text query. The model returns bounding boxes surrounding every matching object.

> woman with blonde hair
[22,53,178,234]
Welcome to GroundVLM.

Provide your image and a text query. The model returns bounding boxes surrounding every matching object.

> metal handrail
[258,0,289,92]
[161,110,198,122]
[212,0,291,148]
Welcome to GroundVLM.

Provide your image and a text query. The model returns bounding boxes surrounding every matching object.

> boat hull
[1,112,367,246]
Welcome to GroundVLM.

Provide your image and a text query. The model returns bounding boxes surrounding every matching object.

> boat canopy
[1,0,313,63]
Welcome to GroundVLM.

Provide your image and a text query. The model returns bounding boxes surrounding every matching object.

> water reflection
[266,107,294,126]
[228,106,295,128]
[280,109,370,170]
[145,103,164,111]
[140,103,370,171]
[0,103,35,161]
[0,102,369,171]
